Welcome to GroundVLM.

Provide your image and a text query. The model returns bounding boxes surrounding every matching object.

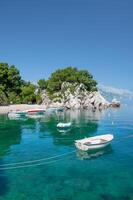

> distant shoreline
[0,104,46,114]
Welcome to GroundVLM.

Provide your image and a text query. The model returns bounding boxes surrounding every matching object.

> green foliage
[0,63,22,96]
[0,88,8,105]
[0,63,39,104]
[38,79,47,90]
[0,63,23,104]
[8,92,21,104]
[36,94,42,104]
[46,67,97,93]
[0,63,9,93]
[0,63,98,105]
[69,85,76,94]
[21,83,37,104]
[7,65,22,94]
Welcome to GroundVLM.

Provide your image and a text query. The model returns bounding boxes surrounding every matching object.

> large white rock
[41,82,109,110]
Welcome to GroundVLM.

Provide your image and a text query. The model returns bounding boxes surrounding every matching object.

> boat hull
[75,134,114,151]
[57,122,72,128]
[75,142,111,151]
[26,109,45,115]
[46,107,64,113]
[8,111,27,117]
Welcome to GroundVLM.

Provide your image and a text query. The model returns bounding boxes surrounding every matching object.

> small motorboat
[75,134,114,151]
[46,107,64,113]
[57,122,72,128]
[8,110,27,120]
[26,108,46,115]
[56,107,64,112]
[8,110,27,117]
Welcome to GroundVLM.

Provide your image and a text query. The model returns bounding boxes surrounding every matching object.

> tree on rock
[45,67,97,93]
[38,79,47,90]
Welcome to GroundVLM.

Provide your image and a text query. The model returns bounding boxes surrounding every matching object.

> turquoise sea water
[0,103,133,200]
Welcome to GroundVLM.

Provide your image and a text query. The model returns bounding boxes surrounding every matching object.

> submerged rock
[41,82,109,110]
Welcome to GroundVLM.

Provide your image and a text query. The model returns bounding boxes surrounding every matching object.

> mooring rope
[0,134,133,171]
[0,154,75,171]
[0,150,76,168]
[0,156,74,170]
[117,134,133,141]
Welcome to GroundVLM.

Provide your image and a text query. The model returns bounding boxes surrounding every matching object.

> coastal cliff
[41,82,109,110]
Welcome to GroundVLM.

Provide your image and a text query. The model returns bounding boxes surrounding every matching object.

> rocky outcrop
[41,82,109,110]
[109,98,120,108]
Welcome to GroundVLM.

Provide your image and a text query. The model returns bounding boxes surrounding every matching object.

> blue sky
[0,0,133,89]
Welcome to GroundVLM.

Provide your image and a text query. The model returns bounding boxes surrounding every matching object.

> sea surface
[0,102,133,200]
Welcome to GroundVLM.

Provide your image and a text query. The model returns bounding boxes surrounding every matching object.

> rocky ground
[41,82,109,110]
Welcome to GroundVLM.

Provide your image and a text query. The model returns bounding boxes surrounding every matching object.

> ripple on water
[0,108,133,200]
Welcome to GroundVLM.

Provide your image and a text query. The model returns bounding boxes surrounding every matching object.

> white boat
[8,110,28,120]
[46,107,64,113]
[8,110,27,117]
[75,134,114,151]
[26,108,46,115]
[56,107,64,112]
[8,113,21,119]
[57,122,72,128]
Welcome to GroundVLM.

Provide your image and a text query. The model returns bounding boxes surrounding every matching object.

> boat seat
[84,139,107,146]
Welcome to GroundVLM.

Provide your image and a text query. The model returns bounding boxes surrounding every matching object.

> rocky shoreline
[41,82,110,110]
[0,83,121,114]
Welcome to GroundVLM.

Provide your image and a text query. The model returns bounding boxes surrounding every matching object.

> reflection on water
[76,145,113,160]
[0,117,22,157]
[0,105,133,200]
[63,110,106,123]
[5,110,106,149]
[8,113,45,121]
[27,114,45,119]
[57,128,72,134]
[38,111,100,147]
[8,115,28,121]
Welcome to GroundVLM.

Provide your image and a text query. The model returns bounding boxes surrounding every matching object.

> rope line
[0,150,76,167]
[0,154,75,170]
[117,134,133,142]
[0,134,133,171]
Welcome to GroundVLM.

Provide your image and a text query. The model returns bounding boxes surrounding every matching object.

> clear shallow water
[0,104,133,200]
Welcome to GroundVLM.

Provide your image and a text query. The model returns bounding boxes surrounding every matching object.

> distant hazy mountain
[99,84,133,101]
